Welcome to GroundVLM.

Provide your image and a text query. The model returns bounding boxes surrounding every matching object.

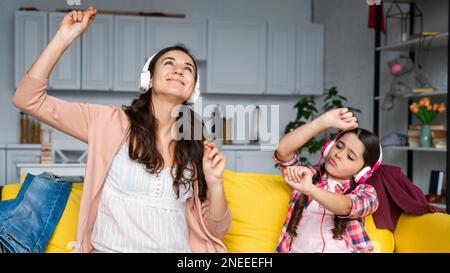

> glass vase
[419,124,433,148]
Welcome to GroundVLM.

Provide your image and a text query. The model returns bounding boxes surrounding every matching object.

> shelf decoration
[382,55,434,111]
[385,1,423,44]
[409,98,446,147]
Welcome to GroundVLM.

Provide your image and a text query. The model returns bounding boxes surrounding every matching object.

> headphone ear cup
[140,71,151,92]
[186,74,201,105]
[186,88,200,105]
[354,166,372,183]
[321,140,334,158]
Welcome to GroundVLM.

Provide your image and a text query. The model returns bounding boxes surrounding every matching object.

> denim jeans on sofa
[0,172,72,253]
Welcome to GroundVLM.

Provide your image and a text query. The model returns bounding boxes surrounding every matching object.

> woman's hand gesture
[56,6,97,43]
[202,140,226,189]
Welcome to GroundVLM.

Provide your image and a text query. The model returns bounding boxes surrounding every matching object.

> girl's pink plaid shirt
[274,151,379,253]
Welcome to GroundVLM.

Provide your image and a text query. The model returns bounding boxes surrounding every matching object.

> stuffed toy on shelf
[382,55,434,111]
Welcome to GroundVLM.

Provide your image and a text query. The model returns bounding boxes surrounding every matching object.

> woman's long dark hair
[286,128,381,240]
[122,45,208,202]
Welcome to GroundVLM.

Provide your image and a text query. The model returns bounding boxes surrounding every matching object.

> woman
[13,7,231,253]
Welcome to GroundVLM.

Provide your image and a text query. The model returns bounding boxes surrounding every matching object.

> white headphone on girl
[320,131,383,184]
[139,53,200,105]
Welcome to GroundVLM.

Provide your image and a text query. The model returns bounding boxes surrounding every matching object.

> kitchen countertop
[4,143,41,149]
[221,144,261,151]
[220,144,275,151]
[2,143,277,151]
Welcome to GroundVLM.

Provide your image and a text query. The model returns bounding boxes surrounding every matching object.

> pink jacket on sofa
[13,74,232,253]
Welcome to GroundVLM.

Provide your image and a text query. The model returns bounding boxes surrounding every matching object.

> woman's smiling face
[325,132,366,181]
[150,50,197,104]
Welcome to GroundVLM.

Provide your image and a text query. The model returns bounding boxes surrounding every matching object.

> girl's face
[324,132,366,181]
[150,50,196,104]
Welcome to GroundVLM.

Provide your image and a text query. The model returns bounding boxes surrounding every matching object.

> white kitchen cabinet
[48,12,81,90]
[114,16,146,92]
[14,11,48,87]
[0,146,6,186]
[207,21,267,94]
[296,24,324,95]
[146,18,207,61]
[235,151,279,174]
[267,23,297,95]
[5,145,41,184]
[82,14,114,90]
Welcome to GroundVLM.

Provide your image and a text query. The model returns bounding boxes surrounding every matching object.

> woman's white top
[91,144,193,253]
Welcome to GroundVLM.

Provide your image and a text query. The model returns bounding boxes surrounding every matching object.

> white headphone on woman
[139,54,200,105]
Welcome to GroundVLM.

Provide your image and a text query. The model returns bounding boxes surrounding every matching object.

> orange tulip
[409,105,419,113]
[410,102,418,108]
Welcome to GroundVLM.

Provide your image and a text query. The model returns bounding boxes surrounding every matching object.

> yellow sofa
[1,170,450,253]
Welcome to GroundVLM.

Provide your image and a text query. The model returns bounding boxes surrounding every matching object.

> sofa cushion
[222,170,291,252]
[394,213,450,253]
[364,214,395,253]
[1,180,82,253]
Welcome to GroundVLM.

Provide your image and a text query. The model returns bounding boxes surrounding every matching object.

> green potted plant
[281,86,361,166]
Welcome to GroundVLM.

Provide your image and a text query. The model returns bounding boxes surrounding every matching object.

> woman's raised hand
[56,6,97,43]
[319,108,358,131]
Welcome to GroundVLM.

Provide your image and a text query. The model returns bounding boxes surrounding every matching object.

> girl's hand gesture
[283,166,315,195]
[56,6,97,43]
[320,108,358,131]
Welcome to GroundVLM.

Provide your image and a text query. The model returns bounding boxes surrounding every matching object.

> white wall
[0,0,312,147]
[313,0,448,193]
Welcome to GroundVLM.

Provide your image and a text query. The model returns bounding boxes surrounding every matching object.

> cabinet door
[113,16,146,92]
[267,23,297,95]
[296,24,324,95]
[207,21,267,94]
[82,14,114,90]
[147,18,206,61]
[48,12,81,90]
[222,150,236,172]
[14,11,48,87]
[236,151,279,174]
[0,149,6,186]
[6,149,41,184]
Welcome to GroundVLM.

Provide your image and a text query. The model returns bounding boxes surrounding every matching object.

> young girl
[274,108,381,253]
[13,7,231,253]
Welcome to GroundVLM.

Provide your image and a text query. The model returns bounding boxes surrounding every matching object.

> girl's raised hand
[320,108,358,131]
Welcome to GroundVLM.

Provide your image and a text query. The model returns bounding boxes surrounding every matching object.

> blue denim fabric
[0,172,72,253]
